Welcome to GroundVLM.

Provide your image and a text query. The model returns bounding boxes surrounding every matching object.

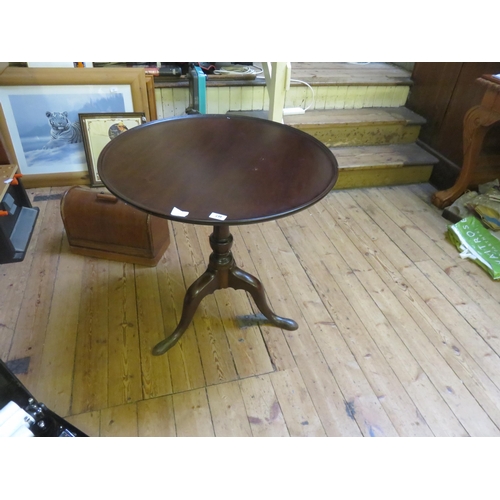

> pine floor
[2,182,500,437]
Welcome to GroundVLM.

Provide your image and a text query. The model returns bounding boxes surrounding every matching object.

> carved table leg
[228,266,298,330]
[152,271,219,355]
[152,224,298,356]
[432,105,500,209]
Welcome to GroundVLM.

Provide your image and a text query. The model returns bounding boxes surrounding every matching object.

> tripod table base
[152,225,298,356]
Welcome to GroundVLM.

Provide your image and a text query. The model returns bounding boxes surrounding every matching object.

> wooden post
[262,62,291,123]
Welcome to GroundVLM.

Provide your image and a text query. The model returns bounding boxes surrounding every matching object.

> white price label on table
[209,212,227,221]
[171,207,189,217]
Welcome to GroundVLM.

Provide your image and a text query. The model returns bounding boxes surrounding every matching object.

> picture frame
[145,75,158,121]
[0,67,149,185]
[80,112,147,187]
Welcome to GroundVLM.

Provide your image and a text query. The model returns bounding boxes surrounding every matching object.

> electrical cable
[289,78,315,111]
[213,65,263,76]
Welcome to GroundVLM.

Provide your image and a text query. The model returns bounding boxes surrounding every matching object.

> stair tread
[332,143,439,169]
[284,107,426,127]
[288,62,412,86]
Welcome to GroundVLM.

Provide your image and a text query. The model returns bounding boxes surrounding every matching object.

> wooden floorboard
[2,183,500,436]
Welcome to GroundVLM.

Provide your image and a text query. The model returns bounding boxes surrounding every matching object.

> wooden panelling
[408,62,463,153]
[407,62,500,189]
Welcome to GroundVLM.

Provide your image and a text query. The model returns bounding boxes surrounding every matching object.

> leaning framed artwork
[80,112,147,187]
[0,67,149,181]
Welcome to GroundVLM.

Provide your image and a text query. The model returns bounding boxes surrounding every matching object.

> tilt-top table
[98,114,338,356]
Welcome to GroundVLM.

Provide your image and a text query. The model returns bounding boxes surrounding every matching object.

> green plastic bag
[447,216,500,280]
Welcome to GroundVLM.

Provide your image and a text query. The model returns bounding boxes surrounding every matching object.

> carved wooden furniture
[98,114,338,356]
[432,74,500,208]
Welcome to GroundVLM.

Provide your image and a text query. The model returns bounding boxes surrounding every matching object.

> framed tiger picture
[0,67,149,183]
[79,112,146,187]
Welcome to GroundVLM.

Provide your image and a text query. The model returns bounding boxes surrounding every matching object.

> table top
[98,114,338,225]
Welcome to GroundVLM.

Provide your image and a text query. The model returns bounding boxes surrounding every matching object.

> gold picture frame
[80,112,147,187]
[0,67,150,187]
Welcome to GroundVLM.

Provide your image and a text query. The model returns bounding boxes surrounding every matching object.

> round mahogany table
[98,114,338,356]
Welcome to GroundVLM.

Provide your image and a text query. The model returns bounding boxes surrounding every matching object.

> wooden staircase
[284,106,437,189]
[154,62,438,189]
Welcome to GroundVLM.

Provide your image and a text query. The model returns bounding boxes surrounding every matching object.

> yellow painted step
[284,107,425,147]
[332,143,439,189]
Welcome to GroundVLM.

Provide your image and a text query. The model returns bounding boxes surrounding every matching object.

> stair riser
[156,85,410,118]
[334,165,433,190]
[287,85,409,110]
[292,123,421,147]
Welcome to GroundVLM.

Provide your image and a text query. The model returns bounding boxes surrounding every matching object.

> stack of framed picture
[79,112,146,187]
[0,66,156,188]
